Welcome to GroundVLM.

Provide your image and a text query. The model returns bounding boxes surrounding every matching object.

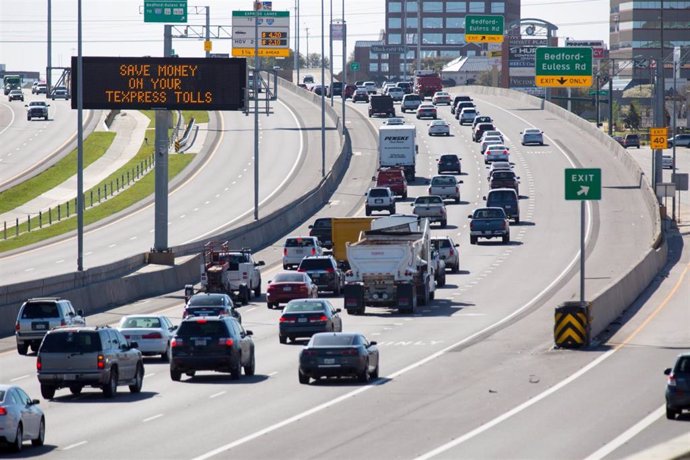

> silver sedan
[428,119,450,136]
[0,385,45,452]
[117,314,177,361]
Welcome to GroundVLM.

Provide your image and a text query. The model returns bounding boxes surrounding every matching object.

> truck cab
[375,167,408,199]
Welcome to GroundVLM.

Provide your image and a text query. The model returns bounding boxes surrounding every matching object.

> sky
[0,0,610,79]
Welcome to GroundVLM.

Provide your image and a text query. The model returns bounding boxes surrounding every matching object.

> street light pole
[76,0,84,271]
[47,0,52,94]
[254,4,260,219]
[653,0,666,195]
[321,0,326,177]
[342,0,346,126]
[416,0,421,73]
[329,0,333,106]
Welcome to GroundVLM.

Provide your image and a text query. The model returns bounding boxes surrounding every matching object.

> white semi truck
[378,124,417,181]
[343,215,436,315]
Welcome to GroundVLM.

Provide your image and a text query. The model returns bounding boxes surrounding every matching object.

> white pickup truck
[411,195,447,227]
[428,175,461,203]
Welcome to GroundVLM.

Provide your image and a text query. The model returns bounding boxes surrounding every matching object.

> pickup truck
[428,175,461,203]
[489,170,520,194]
[411,195,447,227]
[468,207,510,244]
[26,101,49,120]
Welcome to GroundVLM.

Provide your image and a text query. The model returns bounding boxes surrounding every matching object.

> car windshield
[298,258,333,270]
[40,331,101,353]
[432,177,456,186]
[369,188,389,197]
[432,238,452,248]
[120,317,161,328]
[285,238,315,248]
[273,273,306,283]
[284,301,326,313]
[487,146,507,152]
[415,196,442,205]
[311,334,355,347]
[405,95,421,101]
[488,191,516,204]
[431,121,446,126]
[0,391,5,402]
[188,295,224,306]
[440,155,458,162]
[185,306,225,316]
[675,357,690,373]
[29,102,46,107]
[177,320,227,338]
[525,129,541,134]
[492,172,515,180]
[474,208,506,218]
[21,302,60,319]
[312,218,331,229]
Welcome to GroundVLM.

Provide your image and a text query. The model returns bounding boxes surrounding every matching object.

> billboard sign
[232,10,290,57]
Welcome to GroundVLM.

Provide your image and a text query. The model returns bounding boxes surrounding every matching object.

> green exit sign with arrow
[565,168,601,200]
[536,47,592,88]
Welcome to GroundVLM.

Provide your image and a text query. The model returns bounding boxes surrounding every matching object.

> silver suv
[15,298,85,355]
[431,236,460,273]
[36,326,144,399]
[365,187,396,215]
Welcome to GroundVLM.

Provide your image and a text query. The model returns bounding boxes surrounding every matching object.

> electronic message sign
[71,56,246,110]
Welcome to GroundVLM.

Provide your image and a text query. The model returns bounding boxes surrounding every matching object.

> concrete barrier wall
[0,81,350,337]
[462,86,666,340]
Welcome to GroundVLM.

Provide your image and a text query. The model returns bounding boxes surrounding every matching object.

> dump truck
[198,242,265,305]
[343,215,436,315]
[331,217,375,268]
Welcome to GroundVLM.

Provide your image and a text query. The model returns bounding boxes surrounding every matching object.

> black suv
[368,95,395,118]
[37,326,144,399]
[450,95,473,114]
[170,316,255,381]
[623,134,640,148]
[15,298,86,355]
[437,154,462,174]
[309,217,333,248]
[297,256,345,294]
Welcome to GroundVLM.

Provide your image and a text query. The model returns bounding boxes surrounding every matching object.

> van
[375,167,408,199]
[282,237,323,270]
[485,188,520,224]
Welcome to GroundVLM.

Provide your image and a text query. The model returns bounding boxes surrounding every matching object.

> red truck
[375,167,408,199]
[414,71,443,98]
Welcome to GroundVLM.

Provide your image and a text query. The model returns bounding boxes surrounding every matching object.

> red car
[344,84,357,99]
[266,272,318,309]
[375,167,408,199]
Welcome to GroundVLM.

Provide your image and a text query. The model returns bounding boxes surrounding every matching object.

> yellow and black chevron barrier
[554,301,590,348]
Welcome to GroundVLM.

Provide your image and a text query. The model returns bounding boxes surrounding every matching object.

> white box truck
[378,124,417,181]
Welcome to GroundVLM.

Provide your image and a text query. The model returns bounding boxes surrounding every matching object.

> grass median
[0,132,116,214]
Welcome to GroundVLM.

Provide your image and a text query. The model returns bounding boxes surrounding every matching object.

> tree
[624,102,641,130]
[305,53,329,68]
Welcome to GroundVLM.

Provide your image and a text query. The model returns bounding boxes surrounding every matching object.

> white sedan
[428,119,450,136]
[117,314,177,361]
[0,385,45,452]
[521,128,544,145]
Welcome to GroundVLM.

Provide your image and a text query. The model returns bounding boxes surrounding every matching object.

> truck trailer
[378,124,418,181]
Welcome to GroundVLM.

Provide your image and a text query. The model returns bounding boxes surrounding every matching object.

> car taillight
[60,320,66,326]
[196,318,207,324]
[183,310,188,319]
[0,407,7,416]
[668,374,677,387]
[219,338,234,346]
[449,248,454,256]
[36,356,42,371]
[299,285,309,293]
[242,272,248,279]
[142,332,162,339]
[325,267,335,273]
[280,316,296,323]
[310,315,328,322]
[15,322,19,332]
[283,248,288,256]
[171,338,183,348]
[97,354,105,369]
[302,350,317,356]
[297,268,305,272]
[311,248,316,256]
[428,187,431,194]
[341,348,358,355]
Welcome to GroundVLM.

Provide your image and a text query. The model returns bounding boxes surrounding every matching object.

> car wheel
[27,116,31,121]
[254,282,261,298]
[371,363,379,380]
[32,417,45,447]
[244,352,256,376]
[452,264,459,274]
[129,364,144,393]
[470,236,477,245]
[170,368,181,381]
[30,342,40,352]
[298,369,310,384]
[455,197,460,204]
[11,423,22,452]
[40,384,56,400]
[16,342,28,355]
[441,220,447,228]
[666,405,677,419]
[161,343,171,362]
[514,217,520,225]
[185,371,196,378]
[69,385,83,395]
[357,362,370,383]
[502,234,510,244]
[103,368,118,398]
[365,207,371,216]
[231,355,242,380]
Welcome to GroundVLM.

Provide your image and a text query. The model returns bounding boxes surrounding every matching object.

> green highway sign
[465,15,504,43]
[535,47,593,87]
[588,90,608,96]
[144,0,187,23]
[350,61,360,71]
[565,168,601,200]
[232,10,290,17]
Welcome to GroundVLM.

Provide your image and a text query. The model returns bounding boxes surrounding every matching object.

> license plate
[294,249,304,254]
[33,323,47,330]
[375,199,383,204]
[323,358,335,365]
[194,339,206,346]
[64,374,76,381]
[283,286,292,292]
[298,317,307,323]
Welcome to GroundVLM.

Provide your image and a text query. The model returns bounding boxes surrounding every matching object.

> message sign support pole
[254,7,260,220]
[580,201,585,303]
[321,0,326,178]
[342,14,346,127]
[205,6,210,58]
[329,0,333,107]
[47,0,52,95]
[416,0,421,74]
[153,26,172,253]
[77,0,84,271]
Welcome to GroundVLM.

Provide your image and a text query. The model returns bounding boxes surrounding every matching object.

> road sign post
[535,47,593,87]
[565,168,601,304]
[649,127,668,150]
[465,15,504,43]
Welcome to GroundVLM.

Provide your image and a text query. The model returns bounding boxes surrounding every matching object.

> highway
[0,95,93,190]
[0,89,340,284]
[1,87,685,459]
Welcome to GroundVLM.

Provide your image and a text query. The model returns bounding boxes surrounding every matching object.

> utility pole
[416,0,421,73]
[76,0,83,271]
[306,27,310,68]
[47,0,52,94]
[342,0,346,126]
[329,0,333,106]
[294,0,299,82]
[321,0,326,177]
[653,0,666,195]
[402,0,407,81]
[254,2,260,219]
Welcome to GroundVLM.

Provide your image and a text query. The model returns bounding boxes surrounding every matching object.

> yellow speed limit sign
[650,127,668,149]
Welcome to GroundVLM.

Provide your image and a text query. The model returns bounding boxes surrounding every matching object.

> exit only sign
[565,168,601,200]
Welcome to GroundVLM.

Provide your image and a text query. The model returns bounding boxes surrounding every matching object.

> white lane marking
[129,236,137,240]
[25,268,34,272]
[108,243,117,248]
[85,251,93,256]
[268,371,278,377]
[55,259,65,264]
[10,374,29,382]
[144,373,156,378]
[210,391,227,399]
[583,406,665,460]
[246,307,257,313]
[63,441,88,450]
[184,98,305,242]
[143,413,163,423]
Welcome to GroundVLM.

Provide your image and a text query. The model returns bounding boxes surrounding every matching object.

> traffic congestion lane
[0,95,89,188]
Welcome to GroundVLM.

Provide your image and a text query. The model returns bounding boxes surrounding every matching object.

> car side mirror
[257,261,265,266]
[77,309,84,317]
[459,180,464,184]
[24,104,28,107]
[482,196,487,200]
[371,176,376,181]
[369,341,377,346]
[171,325,178,331]
[30,399,40,406]
[267,280,272,284]
[410,203,414,206]
[467,214,472,218]
[335,308,342,313]
[129,341,139,349]
[455,243,459,247]
[246,330,253,336]
[68,311,75,316]
[308,225,313,229]
[664,368,672,375]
